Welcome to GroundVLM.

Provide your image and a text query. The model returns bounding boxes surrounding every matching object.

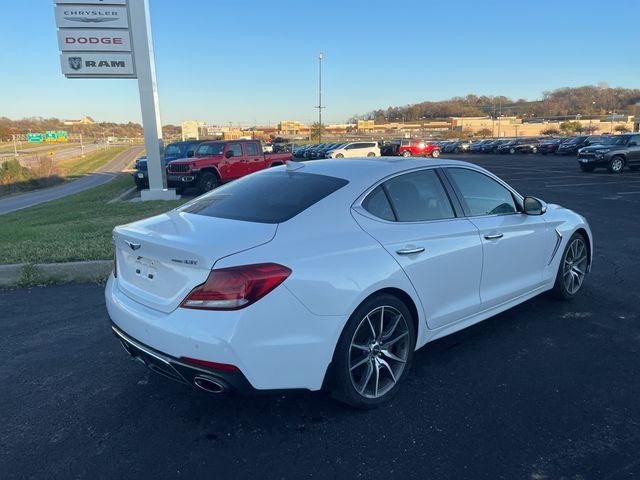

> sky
[0,0,638,126]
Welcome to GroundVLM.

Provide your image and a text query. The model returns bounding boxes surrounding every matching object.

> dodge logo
[68,57,82,70]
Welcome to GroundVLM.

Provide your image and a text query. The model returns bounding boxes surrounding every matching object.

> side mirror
[523,196,547,215]
[225,150,234,159]
[187,150,194,158]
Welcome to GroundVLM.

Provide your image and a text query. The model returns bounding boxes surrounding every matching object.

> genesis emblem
[125,240,141,251]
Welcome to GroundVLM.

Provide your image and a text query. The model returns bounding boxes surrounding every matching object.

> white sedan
[106,158,592,407]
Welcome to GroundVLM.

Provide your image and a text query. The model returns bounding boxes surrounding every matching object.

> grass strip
[0,174,186,264]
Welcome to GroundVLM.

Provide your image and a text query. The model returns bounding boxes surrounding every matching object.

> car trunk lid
[113,210,277,313]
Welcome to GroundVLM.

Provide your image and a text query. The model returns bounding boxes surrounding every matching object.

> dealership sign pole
[54,0,177,200]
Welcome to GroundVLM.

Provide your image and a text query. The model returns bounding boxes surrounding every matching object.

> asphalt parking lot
[2,153,640,479]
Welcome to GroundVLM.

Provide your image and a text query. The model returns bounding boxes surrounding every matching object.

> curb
[0,260,112,287]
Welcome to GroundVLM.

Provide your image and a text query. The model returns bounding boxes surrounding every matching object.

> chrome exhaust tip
[193,376,226,394]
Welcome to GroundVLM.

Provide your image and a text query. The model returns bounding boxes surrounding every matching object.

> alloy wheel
[348,306,410,399]
[563,238,588,295]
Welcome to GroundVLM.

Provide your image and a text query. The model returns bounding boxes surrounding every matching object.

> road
[0,146,142,215]
[0,143,106,167]
[1,153,640,479]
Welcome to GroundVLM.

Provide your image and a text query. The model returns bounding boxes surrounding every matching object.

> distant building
[181,120,205,140]
[357,120,375,133]
[278,121,306,135]
[63,116,95,126]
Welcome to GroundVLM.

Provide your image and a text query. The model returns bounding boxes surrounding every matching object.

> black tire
[196,171,220,195]
[579,163,595,172]
[431,149,440,158]
[531,147,538,154]
[331,293,416,408]
[607,156,625,174]
[367,152,375,157]
[552,232,589,300]
[454,147,460,153]
[134,178,144,190]
[335,153,344,158]
[509,147,516,154]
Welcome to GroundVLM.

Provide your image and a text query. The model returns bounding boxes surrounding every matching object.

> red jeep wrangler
[382,138,441,158]
[167,139,292,194]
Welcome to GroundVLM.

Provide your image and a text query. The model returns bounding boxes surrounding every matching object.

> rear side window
[384,170,455,222]
[180,171,349,223]
[246,143,259,156]
[362,186,395,221]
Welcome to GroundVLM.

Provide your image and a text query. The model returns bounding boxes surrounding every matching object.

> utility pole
[80,133,85,157]
[315,52,324,144]
[12,134,18,159]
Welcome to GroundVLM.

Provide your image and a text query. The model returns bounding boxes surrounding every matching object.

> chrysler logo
[68,57,82,70]
[63,16,118,23]
[125,240,141,251]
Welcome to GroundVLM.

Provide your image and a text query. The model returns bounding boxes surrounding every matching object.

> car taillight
[180,263,292,310]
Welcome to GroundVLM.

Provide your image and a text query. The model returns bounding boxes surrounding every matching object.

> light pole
[12,134,18,159]
[315,52,324,144]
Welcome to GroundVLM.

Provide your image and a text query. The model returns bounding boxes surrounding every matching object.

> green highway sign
[27,133,43,142]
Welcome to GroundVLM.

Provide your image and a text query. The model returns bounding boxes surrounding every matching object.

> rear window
[180,171,349,224]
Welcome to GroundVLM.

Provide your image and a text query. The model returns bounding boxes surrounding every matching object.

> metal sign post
[54,0,177,200]
[127,0,172,200]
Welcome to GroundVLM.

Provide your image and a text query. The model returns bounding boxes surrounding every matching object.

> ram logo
[68,57,82,70]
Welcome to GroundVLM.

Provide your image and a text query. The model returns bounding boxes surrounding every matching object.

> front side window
[382,169,455,222]
[447,168,517,216]
[228,143,243,157]
[196,143,225,156]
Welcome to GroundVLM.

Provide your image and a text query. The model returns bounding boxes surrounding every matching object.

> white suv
[326,142,380,158]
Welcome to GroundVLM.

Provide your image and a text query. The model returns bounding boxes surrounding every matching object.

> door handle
[396,247,425,255]
[484,233,504,240]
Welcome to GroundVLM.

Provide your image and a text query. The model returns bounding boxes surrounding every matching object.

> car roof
[287,157,482,185]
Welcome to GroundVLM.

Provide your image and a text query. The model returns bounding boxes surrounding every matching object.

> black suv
[577,134,640,173]
[556,136,604,155]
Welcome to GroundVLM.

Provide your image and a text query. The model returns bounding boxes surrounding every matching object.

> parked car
[556,136,593,155]
[326,141,380,158]
[481,139,509,153]
[108,158,592,407]
[538,138,566,155]
[380,139,440,157]
[316,142,345,159]
[304,144,326,159]
[166,140,292,194]
[497,138,541,154]
[132,140,205,190]
[469,139,492,153]
[442,140,473,153]
[577,133,640,173]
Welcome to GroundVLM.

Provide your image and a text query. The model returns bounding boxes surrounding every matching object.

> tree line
[359,84,640,124]
[0,117,181,142]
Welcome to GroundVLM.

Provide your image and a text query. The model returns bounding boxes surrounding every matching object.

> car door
[352,168,483,329]
[245,141,265,174]
[222,142,247,179]
[443,167,550,310]
[627,135,640,166]
[344,143,360,158]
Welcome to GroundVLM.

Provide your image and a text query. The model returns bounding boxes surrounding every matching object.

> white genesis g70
[106,158,592,407]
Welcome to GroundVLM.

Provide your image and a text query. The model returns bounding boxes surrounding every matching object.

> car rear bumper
[112,322,256,394]
[105,275,344,392]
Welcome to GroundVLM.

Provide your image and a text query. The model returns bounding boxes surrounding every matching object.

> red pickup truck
[166,139,292,194]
